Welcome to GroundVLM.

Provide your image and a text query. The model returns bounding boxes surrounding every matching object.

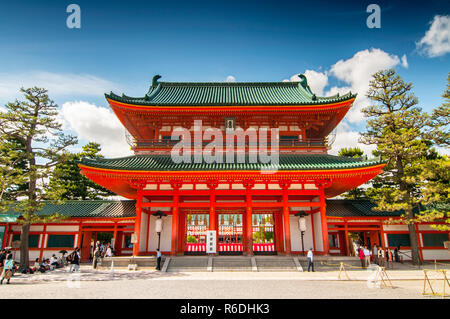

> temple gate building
[1,75,448,261]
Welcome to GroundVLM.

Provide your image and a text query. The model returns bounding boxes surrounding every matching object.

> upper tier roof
[105,74,356,107]
[79,154,383,171]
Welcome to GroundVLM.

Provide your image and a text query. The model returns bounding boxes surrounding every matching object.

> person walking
[307,248,314,272]
[0,254,14,285]
[156,249,162,270]
[359,247,365,268]
[68,248,80,272]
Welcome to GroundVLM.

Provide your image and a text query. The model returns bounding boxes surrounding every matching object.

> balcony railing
[134,138,326,149]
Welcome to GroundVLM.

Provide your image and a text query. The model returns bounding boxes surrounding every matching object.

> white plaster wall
[422,249,450,260]
[139,213,149,252]
[148,215,172,252]
[30,225,44,232]
[290,215,314,252]
[383,225,408,231]
[313,213,324,252]
[46,225,79,232]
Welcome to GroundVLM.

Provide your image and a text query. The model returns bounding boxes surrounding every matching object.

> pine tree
[0,87,77,270]
[338,147,367,200]
[47,142,114,200]
[360,69,431,265]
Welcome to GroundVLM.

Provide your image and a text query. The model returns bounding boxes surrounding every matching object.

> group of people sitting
[32,254,65,273]
[355,243,401,268]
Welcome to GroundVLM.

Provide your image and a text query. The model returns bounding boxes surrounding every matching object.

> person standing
[359,247,365,268]
[156,249,162,270]
[0,249,6,275]
[0,254,14,285]
[364,246,371,267]
[307,248,314,272]
[93,245,101,269]
[387,248,394,269]
[372,244,378,265]
[378,248,386,267]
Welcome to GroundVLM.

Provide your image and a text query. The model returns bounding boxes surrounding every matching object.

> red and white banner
[252,243,275,252]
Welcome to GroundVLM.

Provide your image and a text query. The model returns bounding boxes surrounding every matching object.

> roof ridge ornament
[297,74,313,95]
[152,74,162,87]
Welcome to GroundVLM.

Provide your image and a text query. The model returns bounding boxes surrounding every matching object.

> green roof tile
[105,75,356,107]
[80,154,384,171]
[1,200,136,219]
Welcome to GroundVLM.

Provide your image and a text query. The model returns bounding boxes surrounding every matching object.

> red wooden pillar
[379,222,386,249]
[3,224,9,249]
[282,188,291,255]
[274,212,284,253]
[245,189,253,256]
[171,191,179,256]
[319,188,329,255]
[80,231,92,261]
[77,221,82,249]
[177,210,186,253]
[344,222,350,256]
[133,188,143,256]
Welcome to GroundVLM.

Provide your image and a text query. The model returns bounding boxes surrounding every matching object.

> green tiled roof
[326,200,413,217]
[1,200,136,219]
[105,74,356,106]
[80,154,383,171]
[1,200,408,220]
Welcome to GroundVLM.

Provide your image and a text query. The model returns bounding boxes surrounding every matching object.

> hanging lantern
[220,214,225,225]
[299,216,307,232]
[237,214,242,225]
[253,215,257,226]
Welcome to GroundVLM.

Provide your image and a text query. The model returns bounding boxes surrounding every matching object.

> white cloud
[0,71,122,104]
[329,122,376,156]
[401,54,408,68]
[288,70,328,96]
[417,15,450,58]
[60,101,132,158]
[329,48,405,123]
[225,75,236,82]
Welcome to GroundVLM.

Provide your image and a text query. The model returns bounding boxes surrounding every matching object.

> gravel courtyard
[0,266,447,299]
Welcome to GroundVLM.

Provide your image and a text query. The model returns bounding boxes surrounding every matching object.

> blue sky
[0,0,449,156]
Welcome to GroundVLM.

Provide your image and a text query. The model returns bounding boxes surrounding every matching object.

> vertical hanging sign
[206,230,217,254]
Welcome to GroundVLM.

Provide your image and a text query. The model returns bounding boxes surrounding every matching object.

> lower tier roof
[0,199,403,222]
[78,154,385,199]
[80,154,383,171]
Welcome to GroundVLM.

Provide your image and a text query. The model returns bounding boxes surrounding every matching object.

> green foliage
[186,235,198,243]
[338,147,367,199]
[338,147,364,158]
[360,69,435,264]
[0,87,77,269]
[428,73,449,147]
[46,142,113,200]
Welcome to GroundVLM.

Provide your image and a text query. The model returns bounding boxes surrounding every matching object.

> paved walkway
[1,264,449,299]
[6,263,450,282]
